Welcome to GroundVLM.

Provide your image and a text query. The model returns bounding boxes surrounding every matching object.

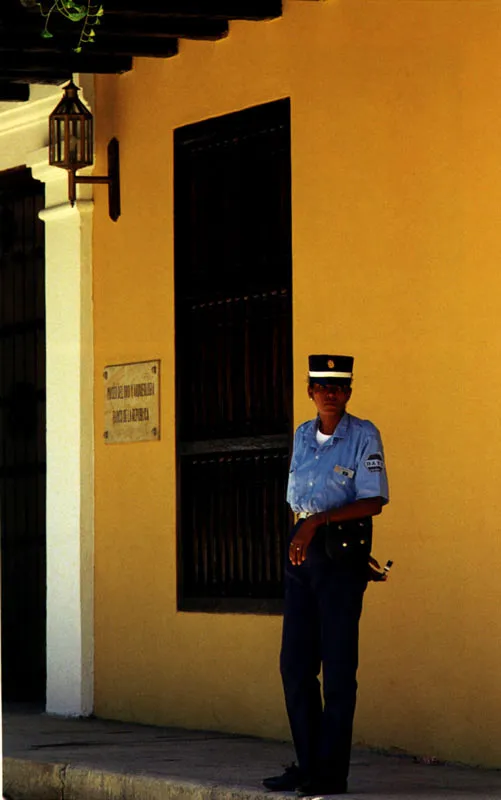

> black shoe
[263,763,302,791]
[296,777,347,796]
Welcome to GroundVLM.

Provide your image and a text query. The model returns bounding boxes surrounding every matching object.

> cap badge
[327,359,335,369]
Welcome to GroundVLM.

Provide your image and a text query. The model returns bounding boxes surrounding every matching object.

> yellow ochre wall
[93,0,501,767]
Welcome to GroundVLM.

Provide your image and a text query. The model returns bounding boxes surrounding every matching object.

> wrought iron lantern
[49,80,120,221]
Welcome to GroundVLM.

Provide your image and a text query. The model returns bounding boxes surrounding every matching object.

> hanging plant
[21,0,104,53]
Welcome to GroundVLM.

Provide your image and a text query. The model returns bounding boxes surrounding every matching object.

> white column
[29,153,95,716]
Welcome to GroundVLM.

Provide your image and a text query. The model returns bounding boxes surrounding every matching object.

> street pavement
[3,707,501,800]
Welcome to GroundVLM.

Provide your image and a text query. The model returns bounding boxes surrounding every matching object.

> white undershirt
[316,429,331,445]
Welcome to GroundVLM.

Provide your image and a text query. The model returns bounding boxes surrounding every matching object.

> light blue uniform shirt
[287,412,389,514]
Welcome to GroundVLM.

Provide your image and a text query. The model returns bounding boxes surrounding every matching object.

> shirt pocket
[324,465,356,501]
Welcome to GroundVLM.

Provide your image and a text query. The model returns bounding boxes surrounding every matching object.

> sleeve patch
[365,452,384,472]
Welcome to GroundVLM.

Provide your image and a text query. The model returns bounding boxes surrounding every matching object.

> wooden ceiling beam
[0,52,133,74]
[6,12,228,41]
[0,83,30,101]
[99,17,229,40]
[103,0,282,21]
[77,37,180,59]
[0,31,179,60]
[0,70,70,84]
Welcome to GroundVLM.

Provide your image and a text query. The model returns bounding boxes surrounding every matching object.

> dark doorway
[0,167,46,702]
[175,98,293,613]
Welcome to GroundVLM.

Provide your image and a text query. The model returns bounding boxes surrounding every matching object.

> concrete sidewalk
[3,708,501,800]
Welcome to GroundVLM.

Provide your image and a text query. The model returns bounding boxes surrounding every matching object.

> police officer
[263,355,389,796]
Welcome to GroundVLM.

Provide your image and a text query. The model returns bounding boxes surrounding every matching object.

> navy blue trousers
[280,521,367,784]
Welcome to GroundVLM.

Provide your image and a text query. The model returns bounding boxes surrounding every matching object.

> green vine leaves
[33,1,104,52]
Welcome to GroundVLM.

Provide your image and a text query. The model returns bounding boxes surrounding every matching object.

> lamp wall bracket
[68,138,121,221]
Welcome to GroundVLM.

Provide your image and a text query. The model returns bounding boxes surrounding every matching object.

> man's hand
[289,514,324,565]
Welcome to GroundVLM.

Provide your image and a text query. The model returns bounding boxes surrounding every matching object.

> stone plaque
[104,360,160,444]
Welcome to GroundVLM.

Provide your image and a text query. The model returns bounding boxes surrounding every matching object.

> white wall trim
[0,80,95,717]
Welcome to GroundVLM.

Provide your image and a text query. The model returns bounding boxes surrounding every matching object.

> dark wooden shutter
[0,167,46,700]
[174,99,292,613]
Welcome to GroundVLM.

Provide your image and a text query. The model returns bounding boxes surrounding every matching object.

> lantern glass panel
[68,118,80,165]
[49,118,65,166]
[85,118,93,164]
[56,119,65,163]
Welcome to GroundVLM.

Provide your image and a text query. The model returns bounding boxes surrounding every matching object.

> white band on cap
[309,370,352,378]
